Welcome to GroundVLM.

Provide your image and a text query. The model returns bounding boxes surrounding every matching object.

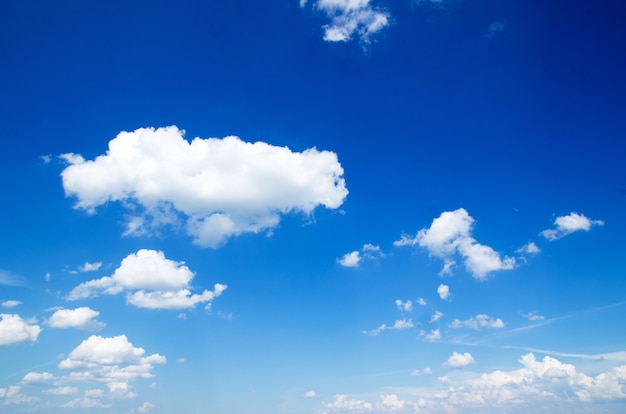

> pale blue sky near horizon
[1,1,625,413]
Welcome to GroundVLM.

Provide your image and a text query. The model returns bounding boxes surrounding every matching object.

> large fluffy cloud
[67,249,226,310]
[60,126,348,248]
[45,307,105,331]
[0,314,41,346]
[395,208,515,279]
[541,212,604,241]
[303,0,390,44]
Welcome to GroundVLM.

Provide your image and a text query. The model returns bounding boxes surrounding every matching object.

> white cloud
[485,21,506,38]
[516,241,541,254]
[437,284,450,301]
[445,352,475,368]
[305,390,317,398]
[46,307,105,331]
[0,314,41,346]
[338,243,383,267]
[430,311,444,323]
[67,249,226,310]
[449,314,505,330]
[420,329,441,342]
[58,334,166,384]
[324,394,373,411]
[522,311,545,321]
[323,393,422,413]
[79,261,102,272]
[138,402,157,413]
[21,372,54,384]
[305,0,391,45]
[176,358,185,364]
[338,251,361,267]
[395,299,412,313]
[1,300,22,308]
[60,126,348,248]
[411,367,432,376]
[0,269,26,286]
[362,319,414,336]
[44,386,79,395]
[416,297,427,306]
[541,212,604,241]
[395,208,515,279]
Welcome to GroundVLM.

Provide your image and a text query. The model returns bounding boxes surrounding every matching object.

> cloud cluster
[337,243,383,267]
[395,208,515,279]
[541,212,604,241]
[45,307,105,331]
[304,0,390,44]
[0,314,41,346]
[68,249,226,310]
[449,314,505,330]
[61,126,348,248]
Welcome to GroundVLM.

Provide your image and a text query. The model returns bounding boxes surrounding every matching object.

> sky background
[1,0,626,413]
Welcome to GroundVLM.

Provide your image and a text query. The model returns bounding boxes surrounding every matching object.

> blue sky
[1,0,626,413]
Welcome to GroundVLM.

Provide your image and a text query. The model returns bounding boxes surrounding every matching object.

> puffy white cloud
[58,335,166,384]
[449,314,504,330]
[78,261,102,273]
[61,126,348,248]
[338,243,383,267]
[541,212,604,241]
[362,319,414,336]
[445,352,475,368]
[430,311,444,323]
[324,394,373,411]
[21,372,54,384]
[0,314,41,346]
[516,241,541,254]
[338,251,361,267]
[46,307,105,331]
[416,297,427,306]
[437,284,450,301]
[420,329,441,342]
[1,300,21,308]
[323,393,423,413]
[395,209,515,279]
[395,299,412,313]
[305,0,390,44]
[305,390,317,398]
[67,249,226,310]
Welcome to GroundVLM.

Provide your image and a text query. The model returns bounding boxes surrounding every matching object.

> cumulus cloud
[138,402,157,413]
[21,372,54,384]
[69,261,102,274]
[337,243,383,267]
[541,212,604,241]
[449,314,505,330]
[60,126,348,248]
[420,328,441,342]
[362,319,414,336]
[304,0,391,45]
[516,241,541,255]
[395,299,413,313]
[395,209,515,279]
[445,352,475,368]
[305,390,317,398]
[67,249,226,310]
[522,311,545,321]
[58,334,166,389]
[324,394,373,411]
[0,314,41,346]
[437,284,450,301]
[46,307,105,331]
[323,393,422,413]
[416,297,427,306]
[1,300,22,308]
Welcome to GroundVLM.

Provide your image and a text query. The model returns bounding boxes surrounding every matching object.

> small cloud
[337,251,361,267]
[45,272,51,282]
[420,329,441,342]
[541,212,604,241]
[430,311,444,323]
[411,367,432,376]
[45,307,105,331]
[444,352,475,368]
[1,300,22,308]
[176,358,185,364]
[395,299,413,313]
[337,243,383,267]
[485,21,506,38]
[437,284,450,301]
[362,319,414,336]
[40,154,52,164]
[305,390,317,398]
[449,314,504,330]
[138,402,157,413]
[516,242,541,255]
[522,311,544,321]
[416,297,427,306]
[0,269,26,286]
[177,313,187,320]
